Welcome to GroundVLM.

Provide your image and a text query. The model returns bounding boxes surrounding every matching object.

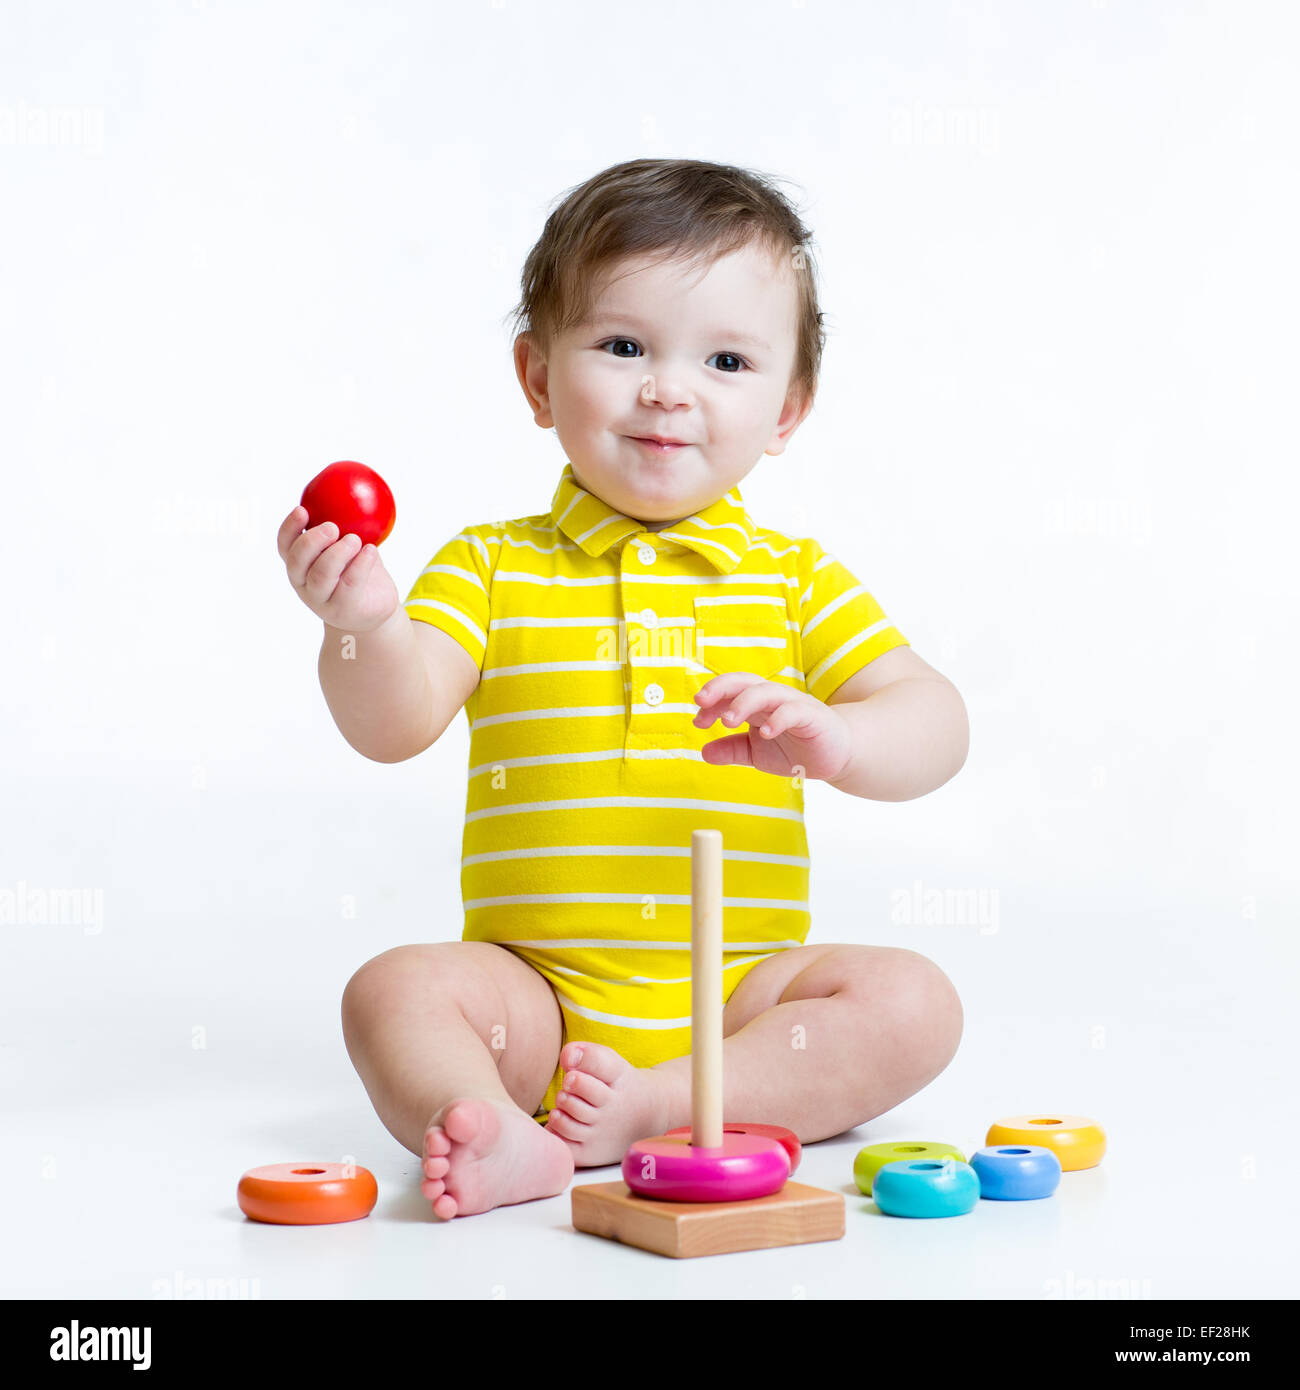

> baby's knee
[340,942,475,1039]
[886,949,964,1057]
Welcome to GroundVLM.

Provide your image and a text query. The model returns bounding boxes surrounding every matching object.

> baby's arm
[319,611,478,763]
[824,645,969,801]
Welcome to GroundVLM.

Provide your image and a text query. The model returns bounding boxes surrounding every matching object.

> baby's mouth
[626,436,692,454]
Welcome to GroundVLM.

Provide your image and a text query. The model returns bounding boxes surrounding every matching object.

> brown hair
[504,157,827,410]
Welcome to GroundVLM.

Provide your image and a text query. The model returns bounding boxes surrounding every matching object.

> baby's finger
[302,531,364,604]
[715,681,786,729]
[754,698,806,740]
[275,506,310,562]
[285,521,341,588]
[693,672,762,721]
[324,540,380,606]
[284,519,335,585]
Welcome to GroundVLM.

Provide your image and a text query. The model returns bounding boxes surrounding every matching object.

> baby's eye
[598,339,750,373]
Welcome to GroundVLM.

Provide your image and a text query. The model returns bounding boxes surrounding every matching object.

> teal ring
[873,1158,980,1218]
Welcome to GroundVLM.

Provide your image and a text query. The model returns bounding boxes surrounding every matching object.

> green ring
[853,1141,966,1195]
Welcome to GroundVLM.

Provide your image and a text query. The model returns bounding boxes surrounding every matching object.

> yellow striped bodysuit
[403,461,907,1122]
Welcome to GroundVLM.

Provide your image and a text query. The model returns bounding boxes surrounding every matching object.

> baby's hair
[504,157,827,412]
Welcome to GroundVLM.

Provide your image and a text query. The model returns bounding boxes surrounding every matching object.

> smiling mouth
[628,436,692,451]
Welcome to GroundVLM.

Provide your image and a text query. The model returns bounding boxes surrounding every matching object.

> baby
[277,158,969,1221]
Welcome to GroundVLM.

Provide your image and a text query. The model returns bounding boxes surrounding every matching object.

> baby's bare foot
[421,1097,574,1220]
[544,1043,681,1167]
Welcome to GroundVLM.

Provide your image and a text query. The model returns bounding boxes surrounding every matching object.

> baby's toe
[424,1126,450,1158]
[554,1086,600,1122]
[442,1099,487,1146]
[423,1155,450,1179]
[559,1067,609,1107]
[431,1192,457,1221]
[545,1108,590,1142]
[568,1042,628,1085]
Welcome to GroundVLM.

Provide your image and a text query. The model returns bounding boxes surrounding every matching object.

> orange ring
[237,1162,378,1225]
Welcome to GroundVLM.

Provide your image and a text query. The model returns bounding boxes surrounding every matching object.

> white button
[644,683,664,706]
[640,607,657,627]
[636,545,656,565]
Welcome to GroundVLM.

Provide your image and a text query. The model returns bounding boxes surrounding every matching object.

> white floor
[3,774,1296,1300]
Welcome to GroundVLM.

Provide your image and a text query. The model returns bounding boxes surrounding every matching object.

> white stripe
[576,515,635,547]
[799,551,836,609]
[802,582,863,639]
[487,570,794,588]
[698,634,787,651]
[510,519,574,538]
[466,893,808,910]
[473,702,709,730]
[750,538,800,560]
[405,600,487,649]
[490,612,629,627]
[465,795,805,824]
[658,530,741,566]
[489,612,695,628]
[412,562,487,591]
[493,570,620,588]
[555,1000,694,1029]
[694,594,786,609]
[471,704,625,729]
[678,511,750,536]
[480,661,624,679]
[628,701,728,716]
[806,617,896,690]
[547,950,784,985]
[458,531,494,565]
[484,936,807,951]
[483,531,561,557]
[554,491,585,530]
[467,748,694,777]
[462,844,810,866]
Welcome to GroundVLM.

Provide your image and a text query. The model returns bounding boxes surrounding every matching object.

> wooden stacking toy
[237,1162,378,1224]
[571,829,844,1258]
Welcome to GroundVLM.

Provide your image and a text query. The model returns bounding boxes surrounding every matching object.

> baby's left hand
[693,673,854,782]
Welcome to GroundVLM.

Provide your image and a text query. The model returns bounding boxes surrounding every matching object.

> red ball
[300,460,396,547]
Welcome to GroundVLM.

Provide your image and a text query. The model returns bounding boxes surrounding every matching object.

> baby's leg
[341,941,573,1219]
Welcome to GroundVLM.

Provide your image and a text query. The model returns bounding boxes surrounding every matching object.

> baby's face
[517,240,811,528]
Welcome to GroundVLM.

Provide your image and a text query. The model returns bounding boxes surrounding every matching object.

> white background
[2,0,1296,1301]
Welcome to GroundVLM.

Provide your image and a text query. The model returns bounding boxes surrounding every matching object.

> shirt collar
[548,461,757,574]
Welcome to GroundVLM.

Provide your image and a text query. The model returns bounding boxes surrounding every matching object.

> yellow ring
[985,1114,1106,1171]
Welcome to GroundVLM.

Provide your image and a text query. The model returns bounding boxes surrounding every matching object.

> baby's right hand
[276,505,400,632]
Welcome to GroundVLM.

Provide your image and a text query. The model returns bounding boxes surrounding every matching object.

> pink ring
[664,1122,801,1175]
[623,1132,790,1202]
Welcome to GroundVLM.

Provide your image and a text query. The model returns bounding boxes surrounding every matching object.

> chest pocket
[693,594,791,679]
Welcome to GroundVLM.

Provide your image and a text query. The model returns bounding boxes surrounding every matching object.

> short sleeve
[402,523,495,671]
[797,538,908,702]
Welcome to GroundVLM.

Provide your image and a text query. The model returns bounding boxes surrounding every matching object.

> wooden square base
[571,1180,845,1259]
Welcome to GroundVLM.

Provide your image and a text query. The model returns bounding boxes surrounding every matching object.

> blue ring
[970,1144,1061,1200]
